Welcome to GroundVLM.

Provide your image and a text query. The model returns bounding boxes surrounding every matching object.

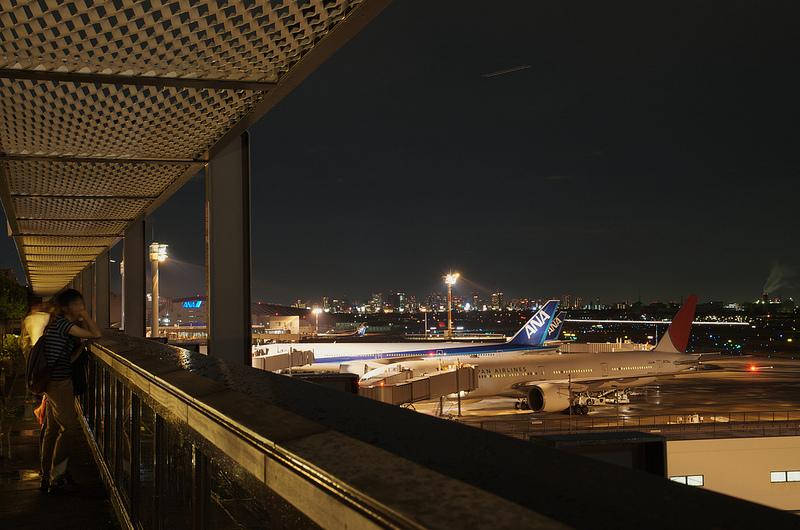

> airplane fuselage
[270,341,558,365]
[367,350,698,400]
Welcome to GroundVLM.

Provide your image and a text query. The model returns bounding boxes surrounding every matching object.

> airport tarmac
[408,356,800,422]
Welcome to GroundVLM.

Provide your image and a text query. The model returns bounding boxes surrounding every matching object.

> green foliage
[0,334,22,362]
[0,335,20,382]
[0,273,28,321]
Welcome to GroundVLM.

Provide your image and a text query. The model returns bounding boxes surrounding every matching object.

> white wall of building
[668,436,800,512]
[269,315,313,336]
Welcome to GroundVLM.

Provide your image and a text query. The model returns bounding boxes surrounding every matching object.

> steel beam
[81,263,94,317]
[0,68,276,91]
[206,133,251,365]
[123,220,146,338]
[95,250,111,329]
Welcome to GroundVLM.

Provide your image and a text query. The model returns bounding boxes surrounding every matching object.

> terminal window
[770,471,800,483]
[669,475,704,487]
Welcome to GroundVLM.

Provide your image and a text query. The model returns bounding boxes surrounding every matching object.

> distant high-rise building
[388,290,402,311]
[397,291,406,311]
[560,295,571,309]
[406,294,417,312]
[371,293,383,312]
[491,291,504,310]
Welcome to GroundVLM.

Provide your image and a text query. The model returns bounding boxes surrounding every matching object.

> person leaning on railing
[40,288,102,494]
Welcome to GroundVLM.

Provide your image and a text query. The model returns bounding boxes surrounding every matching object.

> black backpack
[26,331,52,394]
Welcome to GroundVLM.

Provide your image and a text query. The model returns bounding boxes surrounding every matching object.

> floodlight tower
[313,307,322,335]
[149,243,168,338]
[445,272,459,340]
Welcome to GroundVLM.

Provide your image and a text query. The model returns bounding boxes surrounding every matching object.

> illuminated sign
[183,301,203,308]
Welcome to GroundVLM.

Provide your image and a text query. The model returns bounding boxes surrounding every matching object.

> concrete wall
[668,436,800,512]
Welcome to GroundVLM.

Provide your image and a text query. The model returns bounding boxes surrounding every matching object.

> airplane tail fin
[508,300,559,347]
[355,323,366,337]
[545,312,566,342]
[654,295,698,354]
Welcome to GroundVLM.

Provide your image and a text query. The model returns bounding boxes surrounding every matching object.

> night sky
[2,0,798,306]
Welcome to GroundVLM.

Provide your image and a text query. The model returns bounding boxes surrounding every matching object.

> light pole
[313,308,322,336]
[421,308,428,338]
[445,272,459,340]
[149,243,168,338]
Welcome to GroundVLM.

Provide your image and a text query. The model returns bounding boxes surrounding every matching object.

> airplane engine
[527,383,571,413]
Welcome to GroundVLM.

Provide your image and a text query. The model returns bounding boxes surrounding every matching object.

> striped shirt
[43,315,77,381]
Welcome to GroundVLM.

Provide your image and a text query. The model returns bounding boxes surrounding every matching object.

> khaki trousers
[41,378,79,481]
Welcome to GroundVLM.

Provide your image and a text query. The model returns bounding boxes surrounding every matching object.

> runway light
[749,365,758,372]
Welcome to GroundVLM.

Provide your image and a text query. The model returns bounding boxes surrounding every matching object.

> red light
[749,365,758,372]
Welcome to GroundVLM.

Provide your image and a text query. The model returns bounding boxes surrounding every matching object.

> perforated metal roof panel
[0,0,391,295]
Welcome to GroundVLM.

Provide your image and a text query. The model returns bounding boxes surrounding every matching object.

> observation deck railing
[78,332,799,529]
[459,410,800,441]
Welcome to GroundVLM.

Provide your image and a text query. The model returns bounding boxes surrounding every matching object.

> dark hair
[56,289,83,310]
[28,293,43,307]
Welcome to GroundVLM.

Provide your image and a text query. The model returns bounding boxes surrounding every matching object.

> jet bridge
[358,366,477,406]
[252,351,314,372]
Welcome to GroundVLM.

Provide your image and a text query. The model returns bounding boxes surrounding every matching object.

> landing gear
[564,402,590,415]
[516,400,530,410]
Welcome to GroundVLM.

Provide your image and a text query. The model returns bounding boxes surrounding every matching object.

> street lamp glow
[313,307,322,335]
[149,243,168,262]
[444,271,459,340]
[150,243,168,338]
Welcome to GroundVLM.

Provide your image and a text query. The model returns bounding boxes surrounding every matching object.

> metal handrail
[458,410,800,441]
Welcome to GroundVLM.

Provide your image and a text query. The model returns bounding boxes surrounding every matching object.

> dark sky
[2,0,799,306]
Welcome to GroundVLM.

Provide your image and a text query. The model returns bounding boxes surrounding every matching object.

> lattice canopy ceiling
[0,0,389,295]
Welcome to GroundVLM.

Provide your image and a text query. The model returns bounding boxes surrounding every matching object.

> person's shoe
[39,478,49,492]
[48,472,81,494]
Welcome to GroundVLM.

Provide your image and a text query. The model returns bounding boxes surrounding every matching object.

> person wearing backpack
[40,289,102,494]
[21,295,52,402]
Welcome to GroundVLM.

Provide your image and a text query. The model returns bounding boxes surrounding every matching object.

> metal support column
[95,250,111,328]
[81,263,94,317]
[124,220,146,338]
[206,132,252,364]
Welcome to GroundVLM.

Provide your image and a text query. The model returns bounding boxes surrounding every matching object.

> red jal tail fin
[655,295,698,353]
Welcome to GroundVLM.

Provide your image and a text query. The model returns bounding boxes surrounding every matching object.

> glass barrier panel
[107,373,116,476]
[137,400,156,529]
[161,420,194,529]
[120,384,132,509]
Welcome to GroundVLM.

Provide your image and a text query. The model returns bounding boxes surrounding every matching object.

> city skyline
[157,284,789,313]
[0,1,798,306]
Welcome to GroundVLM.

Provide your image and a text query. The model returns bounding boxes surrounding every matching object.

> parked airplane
[317,323,367,338]
[263,300,561,370]
[359,296,702,414]
[543,311,566,346]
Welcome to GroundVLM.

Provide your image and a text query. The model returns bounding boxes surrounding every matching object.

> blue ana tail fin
[508,300,559,346]
[545,312,566,342]
[355,323,367,337]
